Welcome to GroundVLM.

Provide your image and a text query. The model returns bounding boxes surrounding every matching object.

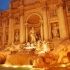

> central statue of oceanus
[29,27,36,43]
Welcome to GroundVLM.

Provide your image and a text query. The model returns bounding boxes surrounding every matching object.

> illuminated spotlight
[21,65,33,68]
[12,65,19,68]
[38,51,45,54]
[31,68,44,70]
[60,64,67,67]
[1,64,11,67]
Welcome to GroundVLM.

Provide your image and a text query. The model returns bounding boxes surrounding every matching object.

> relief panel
[14,17,19,25]
[50,9,57,18]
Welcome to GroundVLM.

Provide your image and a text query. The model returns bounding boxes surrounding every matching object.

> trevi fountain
[0,0,70,70]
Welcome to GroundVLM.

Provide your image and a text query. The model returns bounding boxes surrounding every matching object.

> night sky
[0,0,11,11]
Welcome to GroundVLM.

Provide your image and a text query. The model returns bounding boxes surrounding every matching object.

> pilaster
[24,23,28,43]
[39,20,44,41]
[2,18,6,46]
[57,3,67,39]
[8,14,13,45]
[42,5,49,41]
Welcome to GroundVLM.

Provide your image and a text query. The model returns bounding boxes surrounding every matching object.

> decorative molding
[11,0,21,9]
[57,2,66,9]
[8,14,13,19]
[39,20,43,25]
[19,11,24,16]
[47,0,58,5]
[14,17,20,25]
[50,9,57,17]
[24,23,28,26]
[41,5,49,11]
[24,2,41,11]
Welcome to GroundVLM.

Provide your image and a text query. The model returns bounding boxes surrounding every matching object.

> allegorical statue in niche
[29,27,36,43]
[14,30,19,42]
[52,23,59,38]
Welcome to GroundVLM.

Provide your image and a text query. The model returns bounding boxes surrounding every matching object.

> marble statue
[14,31,19,42]
[29,27,36,43]
[52,23,59,38]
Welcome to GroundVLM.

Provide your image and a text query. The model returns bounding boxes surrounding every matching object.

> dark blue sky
[0,0,11,11]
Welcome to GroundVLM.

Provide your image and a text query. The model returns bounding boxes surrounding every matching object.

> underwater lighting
[60,64,67,67]
[21,65,33,68]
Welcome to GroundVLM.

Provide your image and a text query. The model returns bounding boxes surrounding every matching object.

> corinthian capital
[42,4,49,11]
[39,20,43,24]
[20,11,24,16]
[19,10,24,16]
[23,23,28,27]
[57,2,65,8]
[8,14,13,19]
[2,17,6,22]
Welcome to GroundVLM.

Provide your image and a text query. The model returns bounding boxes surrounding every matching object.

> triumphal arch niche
[0,0,70,48]
[26,13,43,43]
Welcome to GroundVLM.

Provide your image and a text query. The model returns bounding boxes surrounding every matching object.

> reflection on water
[0,64,43,70]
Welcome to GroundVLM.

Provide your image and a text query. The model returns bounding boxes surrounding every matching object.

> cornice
[0,10,9,18]
[0,0,69,18]
[23,2,41,11]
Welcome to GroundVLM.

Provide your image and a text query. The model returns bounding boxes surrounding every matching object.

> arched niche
[26,13,43,42]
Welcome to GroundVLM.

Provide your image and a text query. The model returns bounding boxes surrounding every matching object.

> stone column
[39,20,43,41]
[8,15,13,45]
[25,23,28,43]
[57,3,67,38]
[42,6,49,41]
[11,19,14,43]
[2,20,6,45]
[20,12,25,44]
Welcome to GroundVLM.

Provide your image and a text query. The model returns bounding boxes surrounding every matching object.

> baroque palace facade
[0,0,70,48]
